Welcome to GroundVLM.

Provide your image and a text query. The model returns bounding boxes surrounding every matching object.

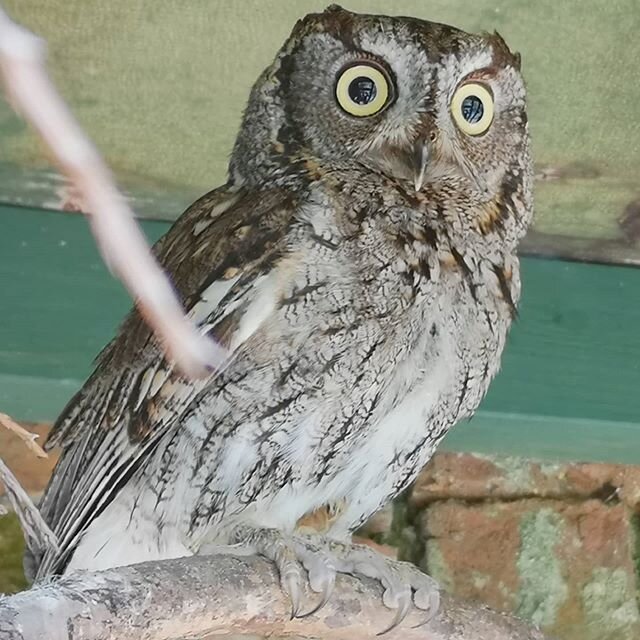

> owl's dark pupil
[461,95,484,123]
[348,76,377,105]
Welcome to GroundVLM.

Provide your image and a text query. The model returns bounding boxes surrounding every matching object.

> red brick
[421,500,522,612]
[421,499,640,640]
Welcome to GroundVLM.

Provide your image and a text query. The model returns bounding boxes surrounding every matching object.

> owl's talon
[411,616,434,629]
[229,525,307,618]
[298,575,335,618]
[297,543,336,617]
[285,573,302,619]
[377,613,406,636]
[331,543,440,629]
[376,567,413,634]
[376,589,412,635]
[275,549,304,619]
[413,578,440,623]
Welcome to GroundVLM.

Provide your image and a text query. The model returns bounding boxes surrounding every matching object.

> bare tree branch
[0,5,228,378]
[0,419,58,558]
[0,554,552,640]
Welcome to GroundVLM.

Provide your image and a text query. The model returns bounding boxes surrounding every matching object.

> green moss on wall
[516,508,568,627]
[0,514,27,594]
[423,541,455,593]
[581,568,639,640]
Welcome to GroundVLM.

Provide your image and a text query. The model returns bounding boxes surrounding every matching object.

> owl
[29,4,532,632]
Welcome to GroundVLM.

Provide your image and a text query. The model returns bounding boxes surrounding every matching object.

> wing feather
[33,184,297,577]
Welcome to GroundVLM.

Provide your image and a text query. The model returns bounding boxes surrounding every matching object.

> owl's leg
[227,524,440,633]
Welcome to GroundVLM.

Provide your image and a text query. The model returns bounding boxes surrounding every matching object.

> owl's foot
[324,539,440,633]
[228,525,440,633]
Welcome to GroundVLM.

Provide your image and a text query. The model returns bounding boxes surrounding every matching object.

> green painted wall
[1,1,639,263]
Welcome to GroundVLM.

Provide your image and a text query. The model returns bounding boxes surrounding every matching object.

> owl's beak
[413,139,430,193]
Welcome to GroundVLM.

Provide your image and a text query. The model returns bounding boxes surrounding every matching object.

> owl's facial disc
[365,71,502,195]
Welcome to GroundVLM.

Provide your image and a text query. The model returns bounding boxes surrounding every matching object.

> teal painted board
[441,413,640,466]
[484,260,640,424]
[0,373,80,424]
[0,206,166,382]
[0,204,639,462]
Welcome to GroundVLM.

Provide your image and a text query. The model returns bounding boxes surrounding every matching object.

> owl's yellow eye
[450,83,494,136]
[335,63,391,117]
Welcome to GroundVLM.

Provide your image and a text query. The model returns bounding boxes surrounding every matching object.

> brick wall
[2,425,639,639]
[360,453,640,640]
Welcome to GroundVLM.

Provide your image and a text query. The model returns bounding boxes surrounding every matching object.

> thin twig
[0,457,58,558]
[0,6,229,378]
[0,414,56,553]
[0,414,47,459]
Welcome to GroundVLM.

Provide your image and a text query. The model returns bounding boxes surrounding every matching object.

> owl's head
[232,5,531,210]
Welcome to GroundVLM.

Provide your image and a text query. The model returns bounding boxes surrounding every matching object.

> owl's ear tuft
[292,5,353,40]
[512,51,522,71]
[488,30,521,71]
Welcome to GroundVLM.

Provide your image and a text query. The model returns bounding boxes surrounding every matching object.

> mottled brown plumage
[31,5,532,630]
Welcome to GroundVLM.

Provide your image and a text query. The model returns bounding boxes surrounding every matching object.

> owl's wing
[33,184,297,578]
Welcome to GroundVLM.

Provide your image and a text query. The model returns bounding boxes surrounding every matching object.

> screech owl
[30,5,532,630]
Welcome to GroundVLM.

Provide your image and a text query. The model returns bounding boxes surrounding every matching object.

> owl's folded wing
[32,184,298,578]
